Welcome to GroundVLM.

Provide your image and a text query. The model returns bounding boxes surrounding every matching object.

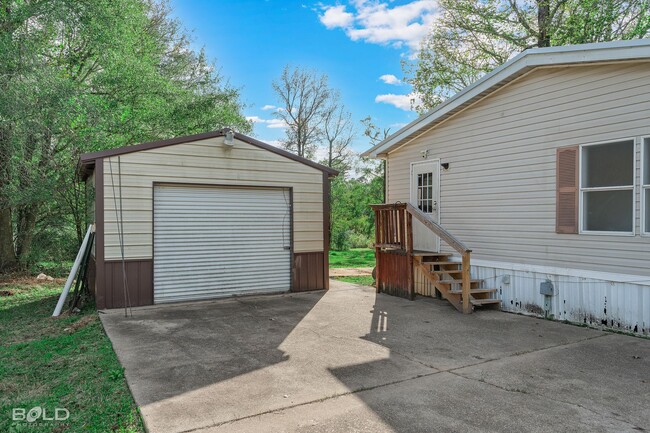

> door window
[417,172,434,213]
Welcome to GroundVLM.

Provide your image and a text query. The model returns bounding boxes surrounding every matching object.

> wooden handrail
[370,203,407,210]
[370,202,470,255]
[371,202,473,313]
[404,203,471,255]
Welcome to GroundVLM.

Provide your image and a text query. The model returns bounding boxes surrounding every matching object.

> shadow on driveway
[101,281,650,433]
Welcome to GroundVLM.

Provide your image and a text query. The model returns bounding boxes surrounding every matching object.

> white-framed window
[579,139,636,235]
[643,137,650,235]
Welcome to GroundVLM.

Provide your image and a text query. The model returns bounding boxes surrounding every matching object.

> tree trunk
[14,133,38,266]
[15,205,37,264]
[0,121,18,272]
[0,208,17,272]
[328,141,333,168]
[537,0,551,47]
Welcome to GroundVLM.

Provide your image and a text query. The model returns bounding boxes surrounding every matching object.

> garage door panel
[153,185,291,303]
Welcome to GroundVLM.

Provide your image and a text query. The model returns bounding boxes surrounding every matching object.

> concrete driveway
[100,281,650,433]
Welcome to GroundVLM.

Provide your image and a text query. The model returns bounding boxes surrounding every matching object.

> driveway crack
[176,370,442,433]
[447,369,646,431]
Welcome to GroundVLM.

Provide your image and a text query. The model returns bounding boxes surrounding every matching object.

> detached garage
[79,129,337,309]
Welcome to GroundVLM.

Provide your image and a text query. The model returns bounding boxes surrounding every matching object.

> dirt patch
[0,274,65,287]
[0,290,14,296]
[524,303,544,315]
[63,315,97,333]
[330,267,373,277]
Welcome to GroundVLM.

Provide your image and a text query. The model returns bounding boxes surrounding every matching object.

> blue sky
[169,0,437,152]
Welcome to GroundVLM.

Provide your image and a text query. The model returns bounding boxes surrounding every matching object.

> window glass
[582,140,634,188]
[646,189,650,234]
[417,172,433,213]
[642,138,650,184]
[583,190,633,232]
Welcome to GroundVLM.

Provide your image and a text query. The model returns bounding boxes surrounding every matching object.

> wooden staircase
[413,251,500,312]
[371,202,501,314]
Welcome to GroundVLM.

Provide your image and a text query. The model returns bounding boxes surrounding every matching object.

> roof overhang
[362,39,650,158]
[78,129,339,180]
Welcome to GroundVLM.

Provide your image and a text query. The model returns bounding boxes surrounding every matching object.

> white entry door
[410,160,440,252]
[153,185,291,304]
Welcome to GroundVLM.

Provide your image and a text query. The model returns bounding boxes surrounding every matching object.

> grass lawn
[329,248,375,268]
[332,275,375,286]
[0,280,144,433]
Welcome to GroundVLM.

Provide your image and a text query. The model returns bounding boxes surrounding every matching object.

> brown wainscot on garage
[79,129,338,309]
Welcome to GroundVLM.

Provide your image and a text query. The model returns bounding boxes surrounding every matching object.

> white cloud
[246,116,288,129]
[318,1,438,51]
[261,104,276,110]
[379,74,401,85]
[375,93,420,111]
[266,118,288,129]
[246,116,264,123]
[319,5,355,29]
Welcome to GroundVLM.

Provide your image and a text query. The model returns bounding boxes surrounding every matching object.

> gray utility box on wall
[540,280,554,296]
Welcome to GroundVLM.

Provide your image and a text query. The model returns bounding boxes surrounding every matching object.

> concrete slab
[211,373,636,433]
[100,280,650,433]
[453,333,650,429]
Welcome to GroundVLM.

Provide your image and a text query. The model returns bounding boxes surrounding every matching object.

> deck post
[406,210,414,300]
[374,208,381,293]
[461,251,471,314]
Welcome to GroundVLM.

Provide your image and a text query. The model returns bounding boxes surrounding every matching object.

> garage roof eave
[78,129,339,180]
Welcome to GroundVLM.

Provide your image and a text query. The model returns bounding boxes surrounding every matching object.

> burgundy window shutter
[556,146,579,234]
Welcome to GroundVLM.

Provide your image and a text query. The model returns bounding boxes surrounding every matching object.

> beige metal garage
[79,129,337,309]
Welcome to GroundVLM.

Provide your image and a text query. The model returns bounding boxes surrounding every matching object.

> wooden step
[413,251,452,258]
[449,288,497,295]
[430,269,462,274]
[470,298,501,306]
[421,261,460,266]
[439,278,482,284]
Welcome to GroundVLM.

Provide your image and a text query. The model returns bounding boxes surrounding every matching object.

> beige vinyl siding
[387,61,650,276]
[103,137,324,260]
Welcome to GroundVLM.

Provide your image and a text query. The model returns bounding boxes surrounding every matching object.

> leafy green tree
[327,116,387,251]
[330,174,384,251]
[0,0,250,271]
[406,0,650,112]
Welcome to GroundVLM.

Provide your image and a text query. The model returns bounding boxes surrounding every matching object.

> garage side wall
[96,137,327,308]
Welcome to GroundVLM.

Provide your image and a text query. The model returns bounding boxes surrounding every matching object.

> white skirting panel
[471,261,650,336]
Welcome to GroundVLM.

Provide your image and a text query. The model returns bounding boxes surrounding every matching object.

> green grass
[329,248,375,268]
[0,281,144,433]
[333,275,375,286]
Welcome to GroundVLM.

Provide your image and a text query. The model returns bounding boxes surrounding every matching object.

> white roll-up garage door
[153,185,291,303]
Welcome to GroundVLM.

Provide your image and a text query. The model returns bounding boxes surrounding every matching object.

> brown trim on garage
[323,171,331,290]
[79,130,338,179]
[95,158,106,309]
[292,252,326,291]
[101,259,153,309]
